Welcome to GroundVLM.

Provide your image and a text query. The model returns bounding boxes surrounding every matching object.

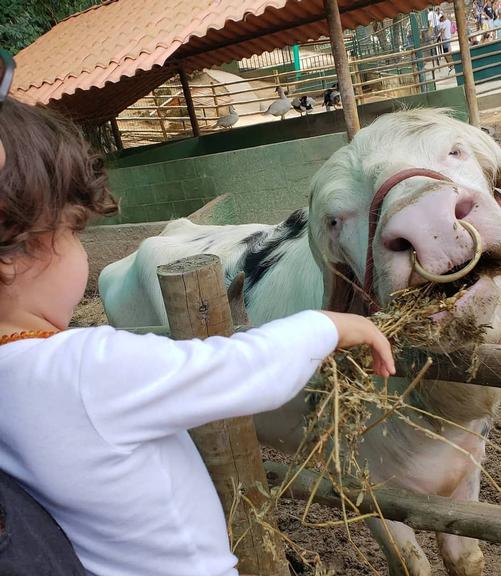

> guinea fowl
[216,105,239,129]
[291,95,316,116]
[323,84,341,111]
[263,87,292,120]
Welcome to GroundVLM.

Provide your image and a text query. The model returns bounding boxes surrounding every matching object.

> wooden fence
[115,27,501,146]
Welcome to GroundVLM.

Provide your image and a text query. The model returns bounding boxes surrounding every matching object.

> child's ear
[0,140,5,169]
[0,257,16,285]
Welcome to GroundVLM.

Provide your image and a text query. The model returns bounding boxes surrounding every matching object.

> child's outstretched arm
[67,310,394,449]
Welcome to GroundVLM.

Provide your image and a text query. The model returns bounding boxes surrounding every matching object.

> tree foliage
[0,0,101,54]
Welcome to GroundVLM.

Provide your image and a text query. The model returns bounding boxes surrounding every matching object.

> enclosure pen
[148,259,501,575]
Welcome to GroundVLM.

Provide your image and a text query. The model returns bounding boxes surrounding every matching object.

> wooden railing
[116,27,501,146]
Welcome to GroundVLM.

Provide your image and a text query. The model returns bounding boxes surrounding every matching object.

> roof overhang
[12,0,440,123]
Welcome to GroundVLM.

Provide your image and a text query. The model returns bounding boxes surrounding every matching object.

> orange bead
[0,330,57,345]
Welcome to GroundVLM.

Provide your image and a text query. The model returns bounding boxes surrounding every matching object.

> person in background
[438,13,453,71]
[473,0,483,30]
[484,0,496,22]
[483,0,496,38]
[428,6,440,38]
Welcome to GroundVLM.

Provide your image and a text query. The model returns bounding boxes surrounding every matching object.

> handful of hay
[303,283,488,478]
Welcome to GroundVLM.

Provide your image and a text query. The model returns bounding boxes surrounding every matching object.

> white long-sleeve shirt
[0,310,338,576]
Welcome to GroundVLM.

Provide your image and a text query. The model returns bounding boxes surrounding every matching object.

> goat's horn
[411,221,482,284]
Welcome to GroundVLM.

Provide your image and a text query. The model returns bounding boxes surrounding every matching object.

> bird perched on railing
[216,105,239,129]
[263,87,292,120]
[322,84,341,111]
[291,95,316,116]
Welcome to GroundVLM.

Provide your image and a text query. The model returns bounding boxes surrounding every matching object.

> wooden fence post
[157,255,289,576]
[323,0,361,140]
[109,117,124,151]
[453,0,481,127]
[211,82,220,120]
[352,59,363,99]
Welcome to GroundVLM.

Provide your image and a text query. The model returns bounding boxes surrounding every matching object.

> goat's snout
[381,185,480,278]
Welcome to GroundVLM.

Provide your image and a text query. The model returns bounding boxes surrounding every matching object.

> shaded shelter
[13,0,440,124]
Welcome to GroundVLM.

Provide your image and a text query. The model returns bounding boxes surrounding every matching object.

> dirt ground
[263,426,501,576]
[72,296,501,575]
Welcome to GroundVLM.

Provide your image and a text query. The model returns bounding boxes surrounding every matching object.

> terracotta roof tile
[12,0,438,122]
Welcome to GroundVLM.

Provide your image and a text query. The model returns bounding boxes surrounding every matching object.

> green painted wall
[105,132,349,226]
[103,86,468,226]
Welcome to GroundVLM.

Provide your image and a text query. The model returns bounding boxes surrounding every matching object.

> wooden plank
[265,461,501,543]
[157,255,289,576]
[178,66,200,137]
[396,344,501,388]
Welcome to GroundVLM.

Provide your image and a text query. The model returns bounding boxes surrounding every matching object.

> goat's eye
[449,147,462,158]
[329,217,338,227]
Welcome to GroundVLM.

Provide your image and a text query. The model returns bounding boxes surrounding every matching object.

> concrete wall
[83,194,249,292]
[103,131,349,226]
[82,221,168,294]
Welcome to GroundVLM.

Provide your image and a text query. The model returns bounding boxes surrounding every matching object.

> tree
[0,0,101,54]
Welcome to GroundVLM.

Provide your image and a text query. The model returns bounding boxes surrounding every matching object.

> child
[0,96,394,576]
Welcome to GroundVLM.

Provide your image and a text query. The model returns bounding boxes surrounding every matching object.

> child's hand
[320,312,395,378]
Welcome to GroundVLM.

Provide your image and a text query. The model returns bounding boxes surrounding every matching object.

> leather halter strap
[362,168,453,312]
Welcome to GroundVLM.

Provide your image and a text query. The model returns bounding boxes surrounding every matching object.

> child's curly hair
[0,97,118,282]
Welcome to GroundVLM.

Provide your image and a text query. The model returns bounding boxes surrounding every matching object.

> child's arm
[74,310,392,450]
[319,311,394,379]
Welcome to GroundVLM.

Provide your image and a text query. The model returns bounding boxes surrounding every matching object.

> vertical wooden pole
[211,83,220,124]
[110,117,123,151]
[453,0,480,127]
[157,255,289,576]
[352,59,363,98]
[323,0,360,140]
[410,12,426,93]
[178,66,200,137]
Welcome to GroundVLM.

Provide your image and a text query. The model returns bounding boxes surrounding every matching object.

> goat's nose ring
[410,221,482,283]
